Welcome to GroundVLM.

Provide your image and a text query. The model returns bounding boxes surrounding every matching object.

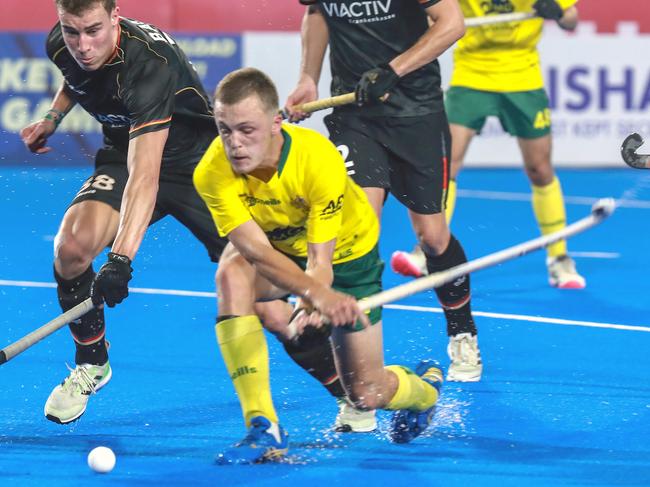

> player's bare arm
[355,0,465,106]
[228,220,365,327]
[110,128,169,260]
[20,83,76,154]
[558,6,578,31]
[291,239,337,329]
[284,5,329,122]
[389,0,465,77]
[533,0,577,30]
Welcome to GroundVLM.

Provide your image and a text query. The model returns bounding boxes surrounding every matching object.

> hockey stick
[621,133,650,169]
[281,92,356,119]
[465,12,537,27]
[288,198,616,339]
[0,298,94,365]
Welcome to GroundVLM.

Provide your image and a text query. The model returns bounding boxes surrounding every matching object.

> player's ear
[271,113,283,134]
[111,6,120,25]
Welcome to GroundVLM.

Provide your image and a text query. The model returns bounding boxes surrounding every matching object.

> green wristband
[43,108,67,127]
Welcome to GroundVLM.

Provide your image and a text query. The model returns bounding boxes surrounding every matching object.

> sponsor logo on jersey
[320,195,344,217]
[242,194,281,207]
[481,0,514,15]
[322,0,395,23]
[265,225,305,241]
[65,78,90,95]
[91,113,131,127]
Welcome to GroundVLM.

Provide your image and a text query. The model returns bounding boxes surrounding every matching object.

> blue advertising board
[0,32,242,166]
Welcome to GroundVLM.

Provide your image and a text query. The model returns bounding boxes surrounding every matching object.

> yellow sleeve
[304,138,347,244]
[558,0,577,9]
[193,139,252,237]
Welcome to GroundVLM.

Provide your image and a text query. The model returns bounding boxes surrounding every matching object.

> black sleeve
[45,23,63,61]
[123,59,177,139]
[420,0,442,8]
[45,24,77,99]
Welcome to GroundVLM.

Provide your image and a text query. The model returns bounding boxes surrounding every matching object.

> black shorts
[70,147,227,262]
[324,110,451,215]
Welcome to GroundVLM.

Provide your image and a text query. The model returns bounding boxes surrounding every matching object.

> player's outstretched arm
[284,5,328,122]
[228,221,367,328]
[111,129,168,260]
[20,83,75,154]
[90,129,168,308]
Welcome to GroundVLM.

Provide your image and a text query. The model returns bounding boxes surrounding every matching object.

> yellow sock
[532,177,568,258]
[384,365,440,412]
[445,179,457,224]
[216,315,278,426]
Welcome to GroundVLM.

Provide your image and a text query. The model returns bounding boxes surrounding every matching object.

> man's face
[215,95,281,175]
[58,2,120,71]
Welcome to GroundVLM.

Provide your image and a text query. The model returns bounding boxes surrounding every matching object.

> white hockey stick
[465,12,537,27]
[0,298,94,365]
[288,198,616,339]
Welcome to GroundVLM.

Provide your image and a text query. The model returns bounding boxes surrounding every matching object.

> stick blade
[621,133,650,169]
[591,198,616,219]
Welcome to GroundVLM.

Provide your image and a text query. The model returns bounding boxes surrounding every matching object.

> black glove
[533,0,564,20]
[354,64,400,106]
[91,252,133,307]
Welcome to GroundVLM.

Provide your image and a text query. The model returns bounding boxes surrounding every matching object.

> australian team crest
[290,196,309,211]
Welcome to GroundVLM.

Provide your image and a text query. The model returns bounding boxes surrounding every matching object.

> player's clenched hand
[355,64,400,106]
[20,119,57,154]
[91,252,133,308]
[287,307,326,337]
[284,78,319,122]
[533,0,564,20]
[304,286,370,328]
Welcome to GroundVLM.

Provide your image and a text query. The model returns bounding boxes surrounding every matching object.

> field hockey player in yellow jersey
[391,0,586,289]
[194,68,444,464]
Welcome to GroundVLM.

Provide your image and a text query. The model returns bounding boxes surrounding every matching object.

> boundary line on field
[1,279,648,333]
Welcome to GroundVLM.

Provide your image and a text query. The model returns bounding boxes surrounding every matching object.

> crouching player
[194,67,444,464]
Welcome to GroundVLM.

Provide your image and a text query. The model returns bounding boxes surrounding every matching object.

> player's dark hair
[55,0,116,15]
[215,68,279,114]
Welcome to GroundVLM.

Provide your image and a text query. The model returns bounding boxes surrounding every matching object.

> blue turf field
[1,166,649,486]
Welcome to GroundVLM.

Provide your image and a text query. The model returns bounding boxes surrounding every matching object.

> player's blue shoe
[216,416,289,465]
[389,360,444,444]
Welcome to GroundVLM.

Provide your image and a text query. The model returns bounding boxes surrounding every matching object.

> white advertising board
[245,22,650,167]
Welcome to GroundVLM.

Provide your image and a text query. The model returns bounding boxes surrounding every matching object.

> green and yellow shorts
[446,86,552,139]
[287,245,384,331]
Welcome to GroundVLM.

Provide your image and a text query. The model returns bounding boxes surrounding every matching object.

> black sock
[424,235,477,336]
[282,325,346,398]
[55,265,108,365]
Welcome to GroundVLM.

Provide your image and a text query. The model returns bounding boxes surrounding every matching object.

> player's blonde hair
[214,68,279,114]
[54,0,116,15]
